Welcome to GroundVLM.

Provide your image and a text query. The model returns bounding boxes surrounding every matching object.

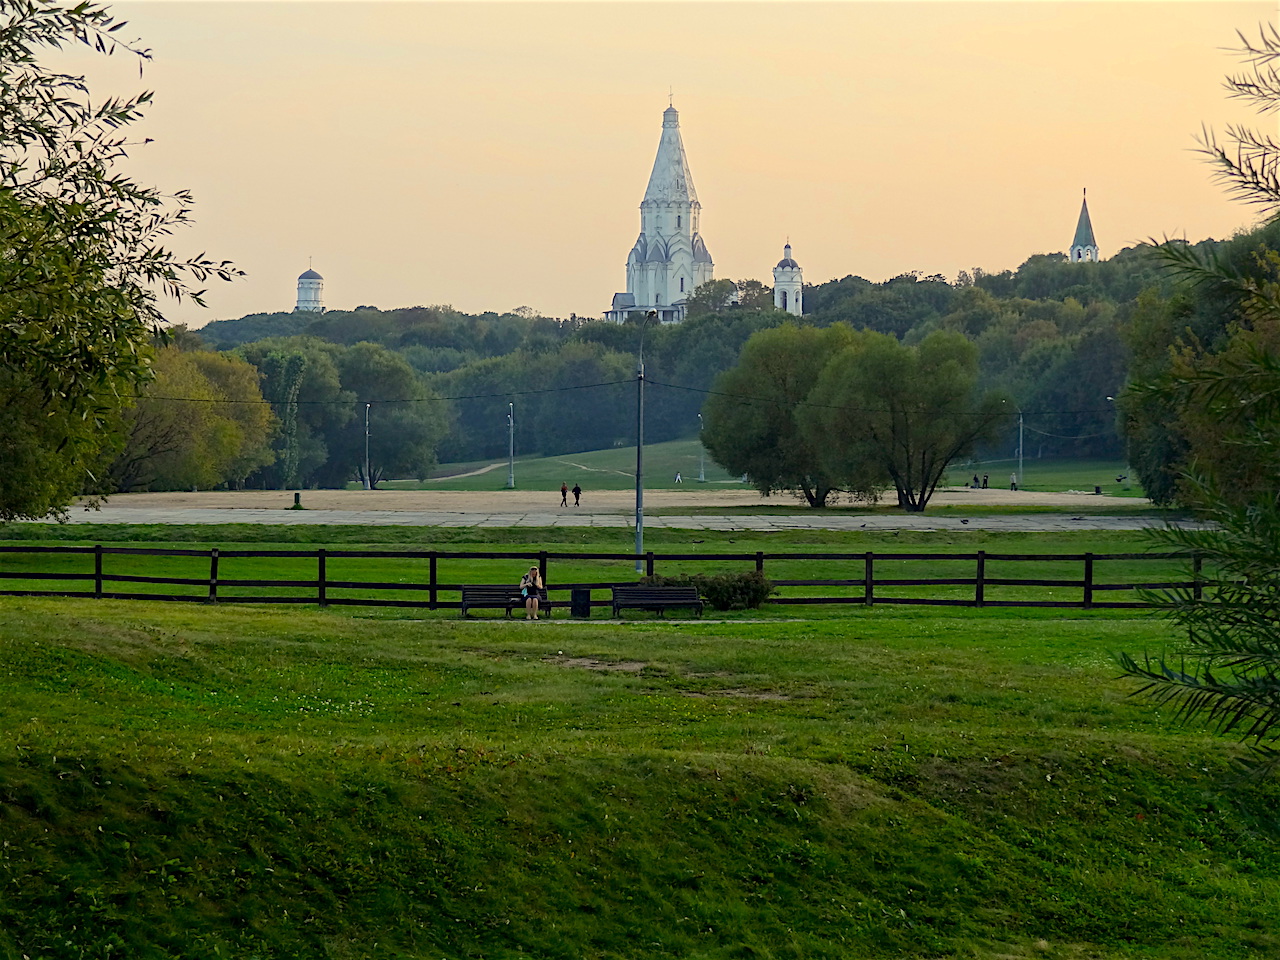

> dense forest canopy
[150,231,1265,495]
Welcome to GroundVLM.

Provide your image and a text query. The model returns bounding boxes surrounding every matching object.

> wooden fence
[0,545,1202,612]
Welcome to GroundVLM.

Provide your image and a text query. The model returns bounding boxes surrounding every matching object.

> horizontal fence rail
[0,545,1202,613]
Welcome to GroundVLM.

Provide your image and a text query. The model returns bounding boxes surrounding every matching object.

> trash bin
[571,589,592,619]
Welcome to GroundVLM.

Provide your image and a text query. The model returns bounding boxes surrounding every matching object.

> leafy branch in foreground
[0,1,241,520]
[1120,22,1280,773]
[1120,483,1280,773]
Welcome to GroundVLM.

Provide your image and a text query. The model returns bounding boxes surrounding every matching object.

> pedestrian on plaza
[982,474,989,489]
[560,482,568,507]
[972,473,980,488]
[520,565,543,620]
[572,483,582,506]
[674,472,682,484]
[1010,473,1018,491]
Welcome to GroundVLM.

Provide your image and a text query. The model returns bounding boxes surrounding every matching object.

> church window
[781,290,788,310]
[680,277,684,292]
[677,215,682,228]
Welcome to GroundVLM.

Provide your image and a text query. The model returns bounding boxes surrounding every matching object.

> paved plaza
[40,488,1190,533]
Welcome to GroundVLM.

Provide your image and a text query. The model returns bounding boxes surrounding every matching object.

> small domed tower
[773,243,803,316]
[1069,189,1099,263]
[295,267,324,313]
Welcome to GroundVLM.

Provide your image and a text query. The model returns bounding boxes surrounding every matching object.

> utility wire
[133,373,1123,425]
[647,378,1120,419]
[134,378,633,405]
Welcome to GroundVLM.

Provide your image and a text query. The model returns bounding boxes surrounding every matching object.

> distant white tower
[772,243,803,316]
[295,266,324,312]
[1069,189,1099,263]
[606,105,714,323]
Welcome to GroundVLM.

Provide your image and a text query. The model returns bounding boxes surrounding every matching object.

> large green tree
[802,330,1008,511]
[701,324,856,507]
[110,345,275,492]
[319,342,450,488]
[236,337,354,489]
[0,2,238,520]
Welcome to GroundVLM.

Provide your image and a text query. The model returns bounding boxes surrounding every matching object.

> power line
[134,378,633,405]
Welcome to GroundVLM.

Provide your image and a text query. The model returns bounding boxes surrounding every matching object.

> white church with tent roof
[605,105,803,323]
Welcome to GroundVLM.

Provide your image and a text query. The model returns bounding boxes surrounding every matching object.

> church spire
[606,104,715,323]
[643,106,698,204]
[1070,188,1099,262]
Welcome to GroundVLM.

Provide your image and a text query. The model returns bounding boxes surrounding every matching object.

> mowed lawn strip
[1,587,1277,959]
[0,526,1192,613]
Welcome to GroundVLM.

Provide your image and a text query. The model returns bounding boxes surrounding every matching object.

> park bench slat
[611,585,703,619]
[460,586,552,619]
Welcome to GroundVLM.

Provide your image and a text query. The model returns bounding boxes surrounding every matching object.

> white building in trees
[606,106,714,323]
[295,267,324,312]
[772,243,803,315]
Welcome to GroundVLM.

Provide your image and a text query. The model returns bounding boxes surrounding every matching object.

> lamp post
[1107,396,1130,485]
[363,402,371,490]
[697,413,706,483]
[1003,399,1022,490]
[635,310,656,572]
[507,402,515,489]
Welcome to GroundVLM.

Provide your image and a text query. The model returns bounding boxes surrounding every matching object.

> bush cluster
[642,570,774,610]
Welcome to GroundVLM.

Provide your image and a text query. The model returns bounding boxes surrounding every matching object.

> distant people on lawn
[520,565,543,620]
[972,473,980,488]
[982,474,989,489]
[674,472,682,483]
[572,483,582,506]
[1010,473,1018,491]
[560,482,568,506]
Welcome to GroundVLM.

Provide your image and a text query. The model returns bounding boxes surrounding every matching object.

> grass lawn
[387,443,1145,499]
[1,525,1277,959]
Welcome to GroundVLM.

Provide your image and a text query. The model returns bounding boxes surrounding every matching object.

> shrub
[642,571,773,611]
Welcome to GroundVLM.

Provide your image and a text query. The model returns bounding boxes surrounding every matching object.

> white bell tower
[295,265,324,313]
[772,243,803,316]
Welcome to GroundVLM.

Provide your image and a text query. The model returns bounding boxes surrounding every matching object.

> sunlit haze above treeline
[67,1,1276,326]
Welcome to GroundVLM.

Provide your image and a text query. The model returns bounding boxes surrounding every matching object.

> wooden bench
[611,585,703,619]
[460,586,552,619]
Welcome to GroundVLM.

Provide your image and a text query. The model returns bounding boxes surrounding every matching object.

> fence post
[1083,553,1094,610]
[539,550,548,585]
[208,548,219,603]
[646,552,655,578]
[755,551,764,574]
[975,550,985,607]
[429,552,438,610]
[318,549,327,607]
[94,544,103,599]
[864,551,874,606]
[1193,554,1203,601]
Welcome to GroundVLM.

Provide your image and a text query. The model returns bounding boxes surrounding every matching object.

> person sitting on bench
[520,565,543,620]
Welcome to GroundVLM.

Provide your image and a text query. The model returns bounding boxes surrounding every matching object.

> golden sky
[84,1,1277,325]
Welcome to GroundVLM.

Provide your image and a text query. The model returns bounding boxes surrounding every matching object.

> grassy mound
[2,597,1277,959]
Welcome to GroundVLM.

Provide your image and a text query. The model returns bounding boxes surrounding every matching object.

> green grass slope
[2,593,1278,959]
[407,443,1142,499]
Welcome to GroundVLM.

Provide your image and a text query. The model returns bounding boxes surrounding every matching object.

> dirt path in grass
[82,486,1144,514]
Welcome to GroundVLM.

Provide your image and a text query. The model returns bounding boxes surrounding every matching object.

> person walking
[1010,473,1018,491]
[572,483,582,506]
[674,472,682,484]
[560,482,568,507]
[982,474,989,489]
[520,565,543,620]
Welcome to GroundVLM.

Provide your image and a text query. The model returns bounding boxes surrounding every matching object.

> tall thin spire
[1070,188,1099,262]
[643,105,698,204]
